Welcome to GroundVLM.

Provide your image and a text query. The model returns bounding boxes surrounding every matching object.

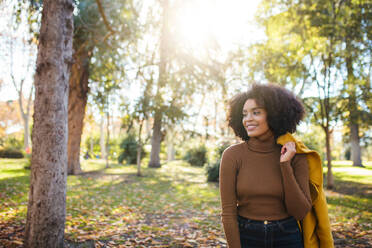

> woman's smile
[242,99,270,137]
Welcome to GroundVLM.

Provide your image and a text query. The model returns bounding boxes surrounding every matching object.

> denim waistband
[237,215,295,226]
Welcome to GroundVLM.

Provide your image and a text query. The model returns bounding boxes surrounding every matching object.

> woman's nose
[243,113,253,121]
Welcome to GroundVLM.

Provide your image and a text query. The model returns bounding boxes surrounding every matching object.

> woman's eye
[253,111,260,115]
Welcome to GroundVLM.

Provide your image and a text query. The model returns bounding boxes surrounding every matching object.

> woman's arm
[280,153,312,220]
[219,149,241,248]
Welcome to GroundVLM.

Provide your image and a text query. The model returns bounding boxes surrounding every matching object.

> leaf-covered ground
[0,159,371,247]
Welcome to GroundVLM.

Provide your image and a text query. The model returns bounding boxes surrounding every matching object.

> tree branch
[95,0,115,33]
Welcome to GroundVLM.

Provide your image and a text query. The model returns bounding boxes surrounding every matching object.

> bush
[184,145,208,167]
[118,134,146,164]
[205,142,230,182]
[0,148,24,158]
[205,159,220,182]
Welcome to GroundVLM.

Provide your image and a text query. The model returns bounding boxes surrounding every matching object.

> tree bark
[67,49,90,175]
[149,111,162,168]
[345,42,364,167]
[350,122,363,167]
[137,120,143,176]
[324,127,334,189]
[24,0,73,247]
[167,128,175,162]
[148,0,169,168]
[100,115,106,159]
[105,111,110,168]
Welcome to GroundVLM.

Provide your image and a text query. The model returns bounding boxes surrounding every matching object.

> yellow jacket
[277,133,334,248]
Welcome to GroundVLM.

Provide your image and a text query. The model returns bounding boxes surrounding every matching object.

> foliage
[297,126,325,160]
[205,159,220,182]
[83,136,101,157]
[0,136,23,150]
[183,144,208,167]
[205,142,230,182]
[118,133,145,164]
[0,148,24,158]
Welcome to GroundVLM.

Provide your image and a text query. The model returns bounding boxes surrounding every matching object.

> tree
[24,0,74,246]
[337,0,372,167]
[147,0,170,168]
[2,0,39,151]
[67,0,138,174]
[0,100,21,138]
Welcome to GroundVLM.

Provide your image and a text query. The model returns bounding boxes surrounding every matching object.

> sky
[0,0,347,142]
[0,0,264,102]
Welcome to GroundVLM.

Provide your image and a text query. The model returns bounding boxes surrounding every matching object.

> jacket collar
[277,132,323,187]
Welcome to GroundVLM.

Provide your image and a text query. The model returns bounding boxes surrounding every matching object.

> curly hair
[227,84,305,141]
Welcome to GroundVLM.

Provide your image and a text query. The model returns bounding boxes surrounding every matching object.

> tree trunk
[350,122,363,167]
[345,43,364,168]
[90,136,94,157]
[137,121,143,176]
[148,110,162,168]
[100,115,106,159]
[67,49,90,175]
[24,0,73,247]
[167,129,175,162]
[105,111,110,168]
[148,0,169,168]
[324,127,334,189]
[23,113,30,150]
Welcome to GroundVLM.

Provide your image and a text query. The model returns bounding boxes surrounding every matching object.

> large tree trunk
[324,127,334,189]
[24,0,73,247]
[148,111,162,168]
[350,122,363,167]
[67,49,90,175]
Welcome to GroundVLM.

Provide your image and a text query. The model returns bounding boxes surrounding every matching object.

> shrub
[205,142,230,182]
[118,134,146,164]
[215,142,230,158]
[184,145,208,167]
[0,148,24,158]
[205,159,220,182]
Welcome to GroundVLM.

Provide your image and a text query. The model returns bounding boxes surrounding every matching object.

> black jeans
[238,215,304,248]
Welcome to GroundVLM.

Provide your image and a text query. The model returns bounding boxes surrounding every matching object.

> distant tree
[3,0,40,151]
[336,0,372,167]
[247,0,372,188]
[0,100,21,138]
[67,0,138,174]
[24,0,74,246]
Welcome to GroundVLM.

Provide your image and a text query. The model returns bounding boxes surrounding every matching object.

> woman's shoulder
[222,141,246,157]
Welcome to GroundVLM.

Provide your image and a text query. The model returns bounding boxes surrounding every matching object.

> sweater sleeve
[280,153,312,220]
[219,149,241,248]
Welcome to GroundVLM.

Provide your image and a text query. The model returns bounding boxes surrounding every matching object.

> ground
[0,159,371,247]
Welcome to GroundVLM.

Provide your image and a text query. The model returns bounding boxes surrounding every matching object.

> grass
[0,158,371,247]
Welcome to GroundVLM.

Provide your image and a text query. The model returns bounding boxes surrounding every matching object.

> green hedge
[0,148,24,158]
[184,145,208,167]
[118,134,146,164]
[205,159,220,182]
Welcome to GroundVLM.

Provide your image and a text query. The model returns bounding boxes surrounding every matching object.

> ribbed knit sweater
[219,131,312,248]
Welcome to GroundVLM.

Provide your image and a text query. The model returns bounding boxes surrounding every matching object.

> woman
[219,84,315,248]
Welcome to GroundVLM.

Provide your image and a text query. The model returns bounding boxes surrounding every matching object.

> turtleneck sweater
[219,131,312,248]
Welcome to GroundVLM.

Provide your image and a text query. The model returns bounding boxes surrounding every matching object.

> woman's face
[242,99,270,137]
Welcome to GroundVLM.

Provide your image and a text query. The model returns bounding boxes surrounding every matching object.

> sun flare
[171,0,260,54]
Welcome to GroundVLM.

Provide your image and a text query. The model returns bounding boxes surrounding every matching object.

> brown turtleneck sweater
[219,131,312,248]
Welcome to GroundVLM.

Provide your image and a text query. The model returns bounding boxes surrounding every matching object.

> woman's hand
[280,142,296,162]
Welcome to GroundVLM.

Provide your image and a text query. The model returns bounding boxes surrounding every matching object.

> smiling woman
[169,0,260,56]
